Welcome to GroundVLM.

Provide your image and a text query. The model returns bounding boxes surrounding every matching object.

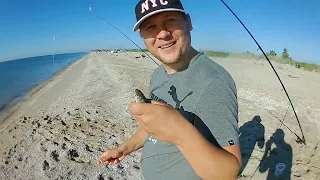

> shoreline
[0,54,88,123]
[0,51,149,180]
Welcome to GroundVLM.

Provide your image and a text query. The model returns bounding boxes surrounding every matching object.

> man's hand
[97,148,126,165]
[129,100,188,145]
[97,127,148,166]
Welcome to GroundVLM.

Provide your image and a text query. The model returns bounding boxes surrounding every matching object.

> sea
[0,52,88,120]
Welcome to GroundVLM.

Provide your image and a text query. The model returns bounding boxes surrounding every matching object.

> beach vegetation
[202,50,230,58]
[203,48,319,73]
[127,49,149,52]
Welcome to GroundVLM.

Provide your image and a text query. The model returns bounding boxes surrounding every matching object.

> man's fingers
[102,161,110,165]
[98,158,107,165]
[129,100,167,116]
[99,155,108,162]
[108,159,118,165]
[129,102,147,116]
[150,100,167,106]
[98,152,113,164]
[98,158,109,165]
[98,152,124,166]
[119,155,126,161]
[100,158,112,165]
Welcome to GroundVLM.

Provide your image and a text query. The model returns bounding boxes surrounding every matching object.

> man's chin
[158,53,180,64]
[159,57,179,65]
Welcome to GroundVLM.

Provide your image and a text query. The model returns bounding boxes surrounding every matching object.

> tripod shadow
[239,115,265,174]
[259,129,292,179]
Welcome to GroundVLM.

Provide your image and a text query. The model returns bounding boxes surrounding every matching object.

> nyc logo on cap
[141,0,169,13]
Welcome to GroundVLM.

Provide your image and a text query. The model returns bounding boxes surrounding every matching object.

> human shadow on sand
[258,129,293,179]
[238,115,266,174]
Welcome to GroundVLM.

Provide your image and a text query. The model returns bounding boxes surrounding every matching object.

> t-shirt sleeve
[194,77,239,147]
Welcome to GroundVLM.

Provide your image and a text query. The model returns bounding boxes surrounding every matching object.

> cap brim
[133,8,186,32]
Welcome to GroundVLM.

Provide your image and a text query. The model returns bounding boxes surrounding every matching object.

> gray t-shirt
[140,52,239,180]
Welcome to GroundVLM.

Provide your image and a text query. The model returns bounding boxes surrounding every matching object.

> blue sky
[0,0,319,64]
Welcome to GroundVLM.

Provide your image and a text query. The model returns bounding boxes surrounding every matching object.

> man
[98,0,241,179]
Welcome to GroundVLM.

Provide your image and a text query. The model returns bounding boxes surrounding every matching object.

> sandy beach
[0,51,319,180]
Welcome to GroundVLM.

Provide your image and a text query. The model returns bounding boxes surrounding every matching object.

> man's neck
[163,47,199,75]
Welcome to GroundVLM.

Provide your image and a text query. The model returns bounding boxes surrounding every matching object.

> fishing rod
[53,36,56,71]
[220,0,305,145]
[53,36,56,64]
[219,1,306,179]
[89,4,159,66]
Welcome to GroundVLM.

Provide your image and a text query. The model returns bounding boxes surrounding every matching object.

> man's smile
[158,41,176,49]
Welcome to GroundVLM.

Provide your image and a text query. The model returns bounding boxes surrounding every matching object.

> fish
[134,89,151,103]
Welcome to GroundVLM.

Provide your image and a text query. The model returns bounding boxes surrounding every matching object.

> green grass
[202,50,230,58]
[265,56,320,72]
[296,62,320,72]
[127,49,149,52]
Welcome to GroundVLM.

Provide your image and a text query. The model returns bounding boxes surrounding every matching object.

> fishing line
[278,104,290,129]
[121,49,136,60]
[118,45,137,60]
[53,36,56,71]
[89,4,159,66]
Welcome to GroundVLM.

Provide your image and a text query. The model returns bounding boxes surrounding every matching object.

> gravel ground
[0,51,319,180]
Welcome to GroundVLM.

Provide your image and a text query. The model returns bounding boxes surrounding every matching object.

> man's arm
[117,127,148,155]
[176,121,241,180]
[178,76,241,179]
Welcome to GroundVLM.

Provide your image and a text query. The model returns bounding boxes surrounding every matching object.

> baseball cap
[133,0,186,32]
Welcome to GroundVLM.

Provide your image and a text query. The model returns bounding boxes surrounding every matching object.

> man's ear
[185,13,193,31]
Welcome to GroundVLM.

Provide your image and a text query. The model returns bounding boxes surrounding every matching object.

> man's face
[139,11,193,65]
